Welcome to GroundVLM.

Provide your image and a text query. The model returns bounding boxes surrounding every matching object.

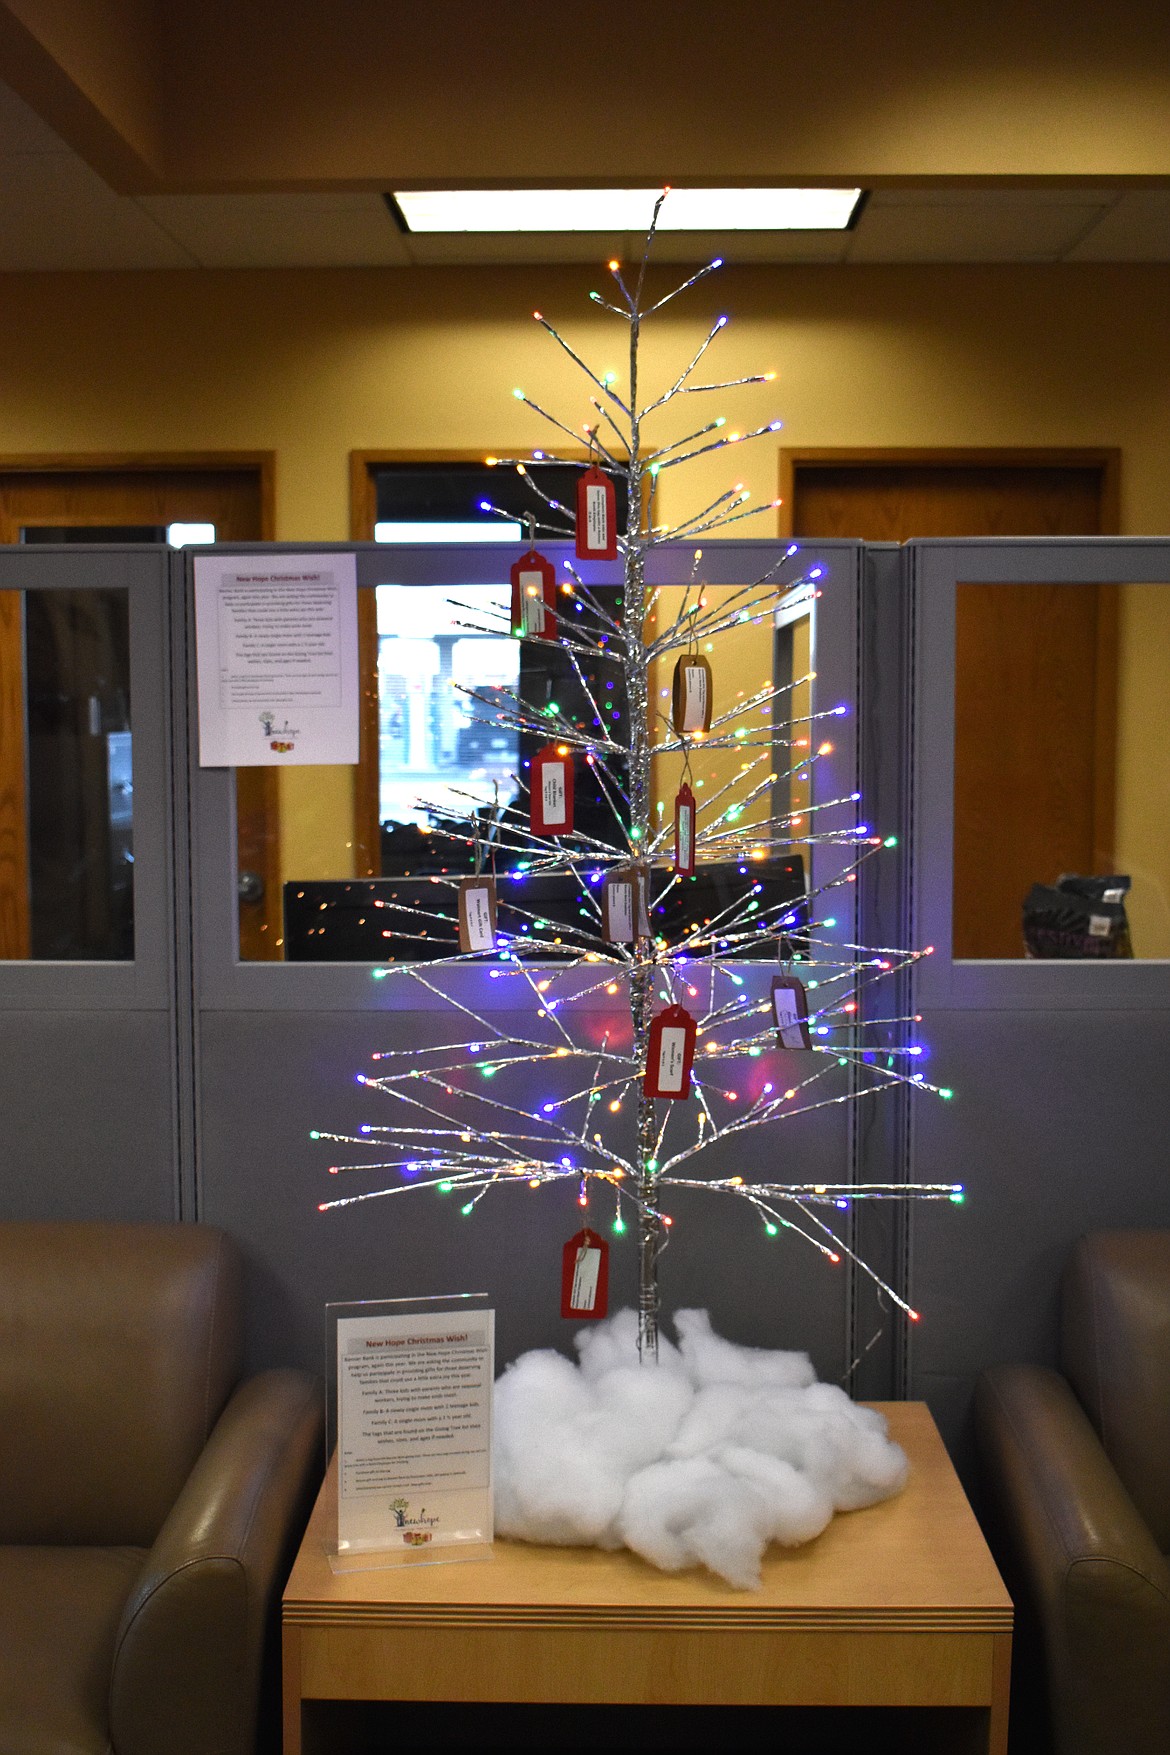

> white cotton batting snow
[492,1308,907,1590]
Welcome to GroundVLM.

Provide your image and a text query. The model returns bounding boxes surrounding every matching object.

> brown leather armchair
[0,1222,323,1755]
[976,1231,1170,1755]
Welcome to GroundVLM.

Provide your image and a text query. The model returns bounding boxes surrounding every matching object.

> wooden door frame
[781,445,1123,950]
[0,450,276,536]
[777,447,1121,540]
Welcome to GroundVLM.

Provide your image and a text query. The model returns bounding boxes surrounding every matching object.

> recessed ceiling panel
[0,78,70,154]
[1067,192,1170,260]
[0,153,192,270]
[847,191,1112,263]
[139,192,413,267]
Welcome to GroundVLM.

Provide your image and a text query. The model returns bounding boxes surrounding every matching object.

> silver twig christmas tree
[318,194,959,1358]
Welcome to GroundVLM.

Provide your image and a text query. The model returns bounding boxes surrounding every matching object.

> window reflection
[954,581,1170,960]
[375,584,519,833]
[258,575,809,964]
[0,587,133,960]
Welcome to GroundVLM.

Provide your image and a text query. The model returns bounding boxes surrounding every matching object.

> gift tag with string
[603,865,650,942]
[561,1227,609,1319]
[672,654,713,734]
[458,876,497,952]
[772,975,812,1049]
[576,464,617,560]
[510,530,557,639]
[644,1003,698,1099]
[530,743,574,835]
[674,783,696,876]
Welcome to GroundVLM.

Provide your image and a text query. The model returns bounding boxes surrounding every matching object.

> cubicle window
[232,547,817,964]
[953,580,1170,960]
[375,582,520,832]
[0,586,133,959]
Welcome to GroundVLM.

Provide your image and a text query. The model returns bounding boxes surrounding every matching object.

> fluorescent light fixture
[374,520,522,543]
[391,188,863,234]
[167,521,216,547]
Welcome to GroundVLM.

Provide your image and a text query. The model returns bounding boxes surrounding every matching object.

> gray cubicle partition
[186,539,883,1383]
[0,545,190,1220]
[5,533,1162,1451]
[906,539,1170,1468]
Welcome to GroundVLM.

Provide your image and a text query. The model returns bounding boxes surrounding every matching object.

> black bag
[1022,874,1132,959]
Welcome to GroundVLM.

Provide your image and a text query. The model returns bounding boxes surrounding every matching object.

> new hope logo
[390,1498,440,1543]
[258,710,300,753]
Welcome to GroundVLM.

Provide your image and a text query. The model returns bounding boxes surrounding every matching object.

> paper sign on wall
[194,553,359,766]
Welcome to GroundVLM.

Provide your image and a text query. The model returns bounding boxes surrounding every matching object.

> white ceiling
[1,79,1168,272]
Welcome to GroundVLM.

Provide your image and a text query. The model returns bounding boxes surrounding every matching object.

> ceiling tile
[138,192,413,267]
[847,192,1111,262]
[869,187,1115,208]
[0,154,194,269]
[0,78,1166,271]
[0,79,72,154]
[1066,192,1170,260]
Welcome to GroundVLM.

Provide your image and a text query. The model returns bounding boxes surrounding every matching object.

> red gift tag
[510,549,557,639]
[772,975,812,1049]
[672,654,713,734]
[576,465,617,560]
[644,1003,698,1100]
[674,783,696,876]
[530,744,575,835]
[561,1228,609,1319]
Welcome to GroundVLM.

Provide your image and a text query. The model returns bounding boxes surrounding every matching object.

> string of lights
[319,189,954,1356]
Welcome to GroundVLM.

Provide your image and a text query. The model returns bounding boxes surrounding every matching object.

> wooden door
[783,450,1119,958]
[0,456,278,959]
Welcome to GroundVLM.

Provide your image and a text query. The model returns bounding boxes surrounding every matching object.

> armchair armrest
[976,1362,1170,1755]
[110,1368,323,1755]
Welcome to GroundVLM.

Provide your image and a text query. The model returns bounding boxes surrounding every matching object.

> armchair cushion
[1060,1230,1170,1552]
[976,1360,1170,1755]
[0,1544,145,1755]
[0,1223,242,1547]
[0,1222,324,1755]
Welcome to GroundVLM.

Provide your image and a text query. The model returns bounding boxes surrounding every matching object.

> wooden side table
[283,1402,1012,1754]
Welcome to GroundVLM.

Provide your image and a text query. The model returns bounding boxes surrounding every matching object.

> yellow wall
[647,587,794,843]
[0,263,1168,538]
[0,260,1169,909]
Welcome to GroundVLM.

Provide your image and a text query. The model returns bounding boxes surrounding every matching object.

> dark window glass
[23,588,133,959]
[22,526,166,545]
